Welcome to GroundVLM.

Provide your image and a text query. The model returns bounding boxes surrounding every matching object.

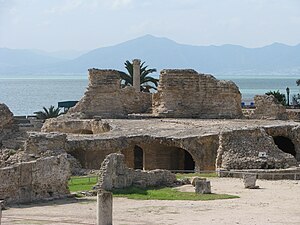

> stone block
[195,180,211,194]
[191,177,206,186]
[243,173,259,189]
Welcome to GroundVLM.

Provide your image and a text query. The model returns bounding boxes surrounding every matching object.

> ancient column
[132,59,141,92]
[0,201,2,225]
[97,190,113,225]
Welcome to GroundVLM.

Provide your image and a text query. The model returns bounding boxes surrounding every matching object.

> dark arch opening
[273,136,296,157]
[134,145,144,169]
[74,129,93,134]
[184,150,195,172]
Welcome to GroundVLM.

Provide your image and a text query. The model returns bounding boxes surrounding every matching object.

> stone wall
[0,103,15,144]
[69,69,151,118]
[97,153,176,191]
[216,128,297,170]
[66,135,219,171]
[42,117,111,134]
[250,95,287,120]
[24,132,67,157]
[152,69,243,118]
[0,154,70,204]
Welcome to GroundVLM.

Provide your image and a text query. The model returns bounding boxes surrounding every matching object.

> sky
[0,0,300,51]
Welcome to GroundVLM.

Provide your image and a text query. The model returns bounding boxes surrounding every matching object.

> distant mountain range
[1,34,300,76]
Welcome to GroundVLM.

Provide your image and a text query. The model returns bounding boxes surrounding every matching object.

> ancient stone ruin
[69,69,152,118]
[153,69,243,118]
[216,128,297,170]
[0,154,70,204]
[97,153,176,191]
[68,68,243,119]
[250,95,288,120]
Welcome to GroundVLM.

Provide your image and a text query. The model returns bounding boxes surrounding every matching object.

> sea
[0,74,299,116]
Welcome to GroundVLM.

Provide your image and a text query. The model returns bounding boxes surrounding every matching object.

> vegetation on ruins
[120,60,159,92]
[113,186,238,200]
[68,176,238,200]
[34,105,61,120]
[265,90,286,105]
[68,176,98,192]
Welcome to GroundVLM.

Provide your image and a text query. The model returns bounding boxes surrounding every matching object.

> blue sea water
[0,75,299,115]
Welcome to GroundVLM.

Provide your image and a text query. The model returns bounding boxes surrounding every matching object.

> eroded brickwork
[69,69,151,118]
[0,155,70,204]
[152,69,243,118]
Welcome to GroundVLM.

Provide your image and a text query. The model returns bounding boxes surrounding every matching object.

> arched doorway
[273,136,296,157]
[184,150,195,171]
[134,145,144,169]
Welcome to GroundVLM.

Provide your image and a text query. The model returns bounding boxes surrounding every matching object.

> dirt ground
[1,177,300,225]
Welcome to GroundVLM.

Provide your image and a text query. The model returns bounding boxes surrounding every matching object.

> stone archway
[273,136,296,157]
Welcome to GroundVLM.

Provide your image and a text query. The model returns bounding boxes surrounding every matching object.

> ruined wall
[0,103,15,143]
[250,95,287,120]
[152,69,243,118]
[24,132,67,157]
[265,125,300,161]
[0,155,70,204]
[69,69,151,118]
[97,153,176,191]
[66,135,219,171]
[216,128,297,170]
[42,118,111,134]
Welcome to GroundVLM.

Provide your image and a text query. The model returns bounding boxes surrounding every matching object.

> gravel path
[2,178,300,225]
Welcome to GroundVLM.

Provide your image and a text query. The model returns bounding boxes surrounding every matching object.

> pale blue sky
[1,0,300,51]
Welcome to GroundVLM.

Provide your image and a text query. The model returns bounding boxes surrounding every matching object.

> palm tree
[34,105,61,120]
[120,60,158,92]
[265,90,286,106]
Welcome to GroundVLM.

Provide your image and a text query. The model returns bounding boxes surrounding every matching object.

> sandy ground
[1,178,300,225]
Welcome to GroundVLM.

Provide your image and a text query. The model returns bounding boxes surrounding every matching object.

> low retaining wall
[0,154,71,204]
[218,167,300,180]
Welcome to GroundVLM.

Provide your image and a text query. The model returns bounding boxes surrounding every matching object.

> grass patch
[176,172,217,180]
[68,176,98,192]
[113,186,238,201]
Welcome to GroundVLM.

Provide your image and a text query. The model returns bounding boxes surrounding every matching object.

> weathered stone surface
[97,153,176,191]
[152,69,243,118]
[0,103,13,129]
[69,69,151,118]
[42,117,111,134]
[97,191,113,225]
[243,173,259,189]
[0,103,15,144]
[216,128,297,170]
[191,177,207,186]
[24,132,67,156]
[250,95,287,120]
[0,154,70,204]
[195,180,211,194]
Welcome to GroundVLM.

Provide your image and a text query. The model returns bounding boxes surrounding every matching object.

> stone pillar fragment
[195,180,211,194]
[243,173,259,189]
[97,191,112,225]
[133,59,141,92]
[0,201,2,225]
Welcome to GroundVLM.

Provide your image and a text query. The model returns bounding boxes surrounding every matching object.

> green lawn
[68,174,238,201]
[113,186,238,201]
[68,176,98,192]
[176,172,217,180]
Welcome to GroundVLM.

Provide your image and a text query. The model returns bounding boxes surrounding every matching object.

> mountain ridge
[1,35,300,76]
